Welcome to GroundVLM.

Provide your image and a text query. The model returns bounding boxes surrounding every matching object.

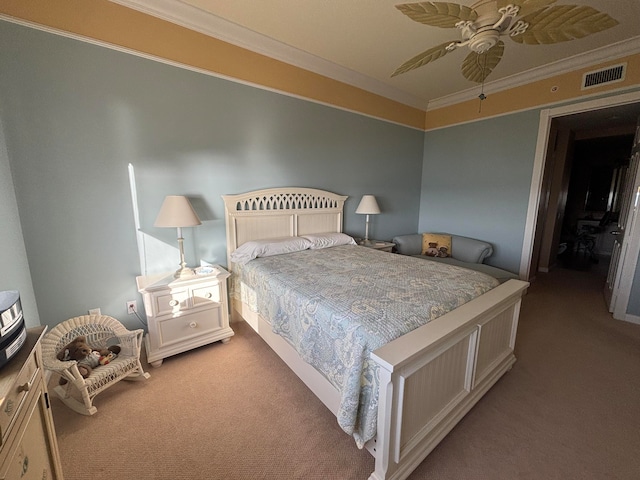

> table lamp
[355,195,380,245]
[154,195,202,278]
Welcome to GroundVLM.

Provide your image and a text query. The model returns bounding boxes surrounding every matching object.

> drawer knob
[205,292,213,299]
[189,321,197,328]
[169,299,179,307]
[18,381,32,393]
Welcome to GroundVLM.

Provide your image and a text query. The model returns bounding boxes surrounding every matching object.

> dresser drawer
[0,384,55,480]
[191,282,221,307]
[0,352,38,446]
[155,308,223,348]
[152,288,189,317]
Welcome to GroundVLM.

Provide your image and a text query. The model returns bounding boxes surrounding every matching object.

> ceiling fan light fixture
[468,30,500,53]
[508,20,529,37]
[393,1,619,84]
[494,4,520,30]
[460,3,523,54]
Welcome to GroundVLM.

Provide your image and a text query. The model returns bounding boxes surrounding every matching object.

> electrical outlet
[127,300,137,314]
[89,308,101,316]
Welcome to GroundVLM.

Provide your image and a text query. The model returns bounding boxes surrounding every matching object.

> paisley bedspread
[231,245,499,447]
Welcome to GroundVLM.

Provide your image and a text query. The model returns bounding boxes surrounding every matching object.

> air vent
[582,63,626,90]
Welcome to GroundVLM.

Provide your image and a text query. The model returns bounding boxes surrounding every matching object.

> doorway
[555,134,634,273]
[521,91,640,322]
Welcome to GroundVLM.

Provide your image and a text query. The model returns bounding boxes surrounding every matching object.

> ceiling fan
[392,0,619,84]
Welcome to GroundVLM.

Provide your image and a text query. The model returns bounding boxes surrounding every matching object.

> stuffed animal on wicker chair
[56,335,121,384]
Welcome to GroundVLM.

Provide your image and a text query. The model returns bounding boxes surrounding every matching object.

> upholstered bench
[391,233,519,284]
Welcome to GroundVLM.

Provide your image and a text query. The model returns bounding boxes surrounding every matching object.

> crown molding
[109,0,429,110]
[101,2,640,112]
[427,36,640,111]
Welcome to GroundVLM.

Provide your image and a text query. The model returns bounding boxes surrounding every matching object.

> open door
[605,116,640,312]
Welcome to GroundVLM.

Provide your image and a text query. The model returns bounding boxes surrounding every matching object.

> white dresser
[0,326,64,480]
[136,267,234,367]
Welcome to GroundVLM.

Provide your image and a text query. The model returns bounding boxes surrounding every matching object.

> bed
[222,187,529,480]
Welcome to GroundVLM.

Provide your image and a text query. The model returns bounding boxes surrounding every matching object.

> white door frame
[520,91,640,317]
[613,124,640,323]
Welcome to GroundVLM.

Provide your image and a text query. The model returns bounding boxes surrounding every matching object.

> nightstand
[136,267,234,367]
[359,240,396,253]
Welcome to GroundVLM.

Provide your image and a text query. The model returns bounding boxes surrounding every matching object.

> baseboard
[620,314,640,325]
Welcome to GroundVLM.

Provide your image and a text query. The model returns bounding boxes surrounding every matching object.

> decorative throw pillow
[421,233,452,258]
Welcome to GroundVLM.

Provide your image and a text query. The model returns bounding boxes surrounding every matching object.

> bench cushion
[392,233,518,284]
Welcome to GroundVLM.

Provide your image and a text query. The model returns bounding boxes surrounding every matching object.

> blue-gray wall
[420,111,540,273]
[420,108,640,317]
[0,117,39,327]
[2,20,639,327]
[0,21,423,328]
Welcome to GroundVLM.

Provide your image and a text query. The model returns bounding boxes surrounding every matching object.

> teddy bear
[424,242,439,257]
[57,335,121,384]
[437,246,449,258]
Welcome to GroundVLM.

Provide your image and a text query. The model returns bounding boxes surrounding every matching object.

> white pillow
[230,236,312,265]
[302,232,357,250]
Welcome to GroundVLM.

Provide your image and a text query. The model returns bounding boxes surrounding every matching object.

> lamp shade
[154,196,202,228]
[355,195,381,215]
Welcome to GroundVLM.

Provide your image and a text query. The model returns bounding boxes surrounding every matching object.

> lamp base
[174,267,196,279]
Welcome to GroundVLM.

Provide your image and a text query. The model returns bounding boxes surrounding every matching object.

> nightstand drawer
[0,351,38,446]
[156,308,223,348]
[191,283,221,307]
[153,289,189,317]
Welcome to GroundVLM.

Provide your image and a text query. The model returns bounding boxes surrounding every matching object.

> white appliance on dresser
[136,267,234,367]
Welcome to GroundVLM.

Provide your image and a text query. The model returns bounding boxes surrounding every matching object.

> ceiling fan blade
[395,2,477,28]
[511,5,618,44]
[496,0,557,18]
[392,41,456,77]
[461,41,504,83]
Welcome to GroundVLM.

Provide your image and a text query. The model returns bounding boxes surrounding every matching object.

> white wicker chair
[42,314,150,415]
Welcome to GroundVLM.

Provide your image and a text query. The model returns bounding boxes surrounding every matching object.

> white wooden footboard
[369,279,528,480]
[233,279,528,480]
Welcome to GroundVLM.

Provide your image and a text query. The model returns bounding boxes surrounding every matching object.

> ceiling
[555,101,640,139]
[116,0,640,110]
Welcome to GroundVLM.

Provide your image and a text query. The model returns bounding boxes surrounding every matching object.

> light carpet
[50,268,640,479]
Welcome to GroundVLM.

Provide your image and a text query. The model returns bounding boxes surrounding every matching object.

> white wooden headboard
[222,187,348,268]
